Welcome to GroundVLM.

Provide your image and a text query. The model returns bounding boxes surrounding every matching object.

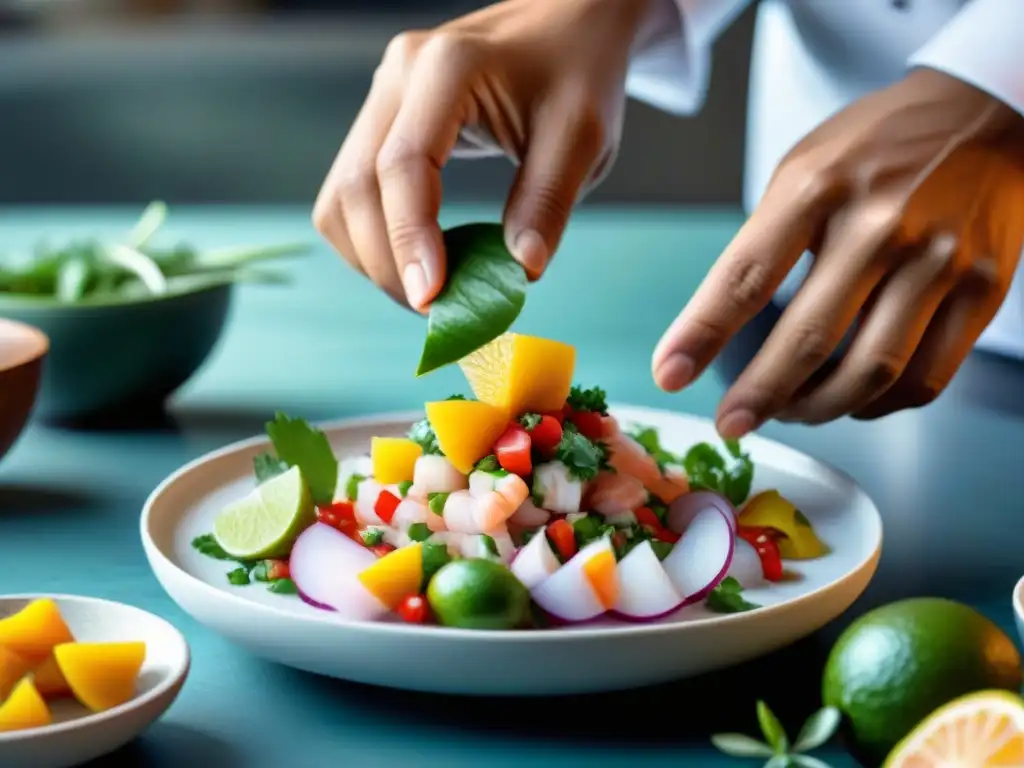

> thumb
[503,103,607,279]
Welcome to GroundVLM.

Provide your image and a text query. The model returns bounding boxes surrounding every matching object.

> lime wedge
[213,465,315,559]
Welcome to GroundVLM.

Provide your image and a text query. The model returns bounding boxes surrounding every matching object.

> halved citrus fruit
[459,333,575,416]
[884,690,1024,767]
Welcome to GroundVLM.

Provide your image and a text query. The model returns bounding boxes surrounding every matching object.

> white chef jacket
[627,0,1024,359]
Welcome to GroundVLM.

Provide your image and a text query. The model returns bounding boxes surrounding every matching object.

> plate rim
[0,593,191,744]
[141,406,883,641]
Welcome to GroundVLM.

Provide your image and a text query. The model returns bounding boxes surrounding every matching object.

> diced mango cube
[371,437,423,485]
[54,642,146,713]
[0,678,51,732]
[459,333,576,416]
[0,599,74,662]
[358,543,424,610]
[425,399,509,474]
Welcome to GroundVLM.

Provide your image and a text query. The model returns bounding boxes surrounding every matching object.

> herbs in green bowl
[0,201,309,305]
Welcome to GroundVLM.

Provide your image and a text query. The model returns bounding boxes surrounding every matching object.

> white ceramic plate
[0,595,190,768]
[141,406,882,696]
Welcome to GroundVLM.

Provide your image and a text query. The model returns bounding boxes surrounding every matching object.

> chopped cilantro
[474,454,500,472]
[684,440,755,507]
[481,534,499,557]
[253,452,288,484]
[427,492,449,516]
[628,426,679,471]
[397,480,413,498]
[420,542,452,590]
[446,394,468,400]
[408,522,431,542]
[227,567,251,586]
[554,422,609,481]
[344,473,365,502]
[572,515,602,544]
[265,412,338,504]
[566,385,608,415]
[519,413,542,430]
[706,577,760,613]
[268,578,298,595]
[361,528,385,546]
[191,534,234,561]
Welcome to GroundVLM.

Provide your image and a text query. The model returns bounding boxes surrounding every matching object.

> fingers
[779,235,960,423]
[712,204,899,438]
[377,34,475,309]
[852,259,1005,419]
[652,170,833,395]
[313,64,405,304]
[502,88,609,279]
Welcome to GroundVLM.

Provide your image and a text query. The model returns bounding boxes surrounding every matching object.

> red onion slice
[661,505,735,604]
[666,490,737,535]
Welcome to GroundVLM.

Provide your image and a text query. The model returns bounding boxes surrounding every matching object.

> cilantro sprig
[706,577,760,613]
[265,412,338,505]
[554,422,610,481]
[712,701,840,767]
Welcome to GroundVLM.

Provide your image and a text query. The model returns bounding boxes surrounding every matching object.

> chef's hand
[313,0,649,309]
[653,67,1024,436]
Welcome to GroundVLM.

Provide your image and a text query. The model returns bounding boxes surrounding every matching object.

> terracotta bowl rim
[0,318,49,374]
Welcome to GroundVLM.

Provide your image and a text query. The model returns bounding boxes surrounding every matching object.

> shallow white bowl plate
[142,406,882,696]
[0,595,190,768]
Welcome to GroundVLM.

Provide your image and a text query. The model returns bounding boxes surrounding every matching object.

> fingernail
[511,229,548,276]
[718,409,757,439]
[654,353,695,392]
[402,262,428,309]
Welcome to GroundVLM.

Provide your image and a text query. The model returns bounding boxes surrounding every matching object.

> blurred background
[0,0,756,205]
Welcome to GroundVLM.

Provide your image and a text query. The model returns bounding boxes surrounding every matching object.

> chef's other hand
[653,67,1024,436]
[313,0,651,309]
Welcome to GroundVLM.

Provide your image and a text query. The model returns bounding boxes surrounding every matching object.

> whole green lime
[426,558,529,630]
[823,597,1022,764]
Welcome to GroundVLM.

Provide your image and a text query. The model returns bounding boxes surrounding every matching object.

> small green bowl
[0,285,232,423]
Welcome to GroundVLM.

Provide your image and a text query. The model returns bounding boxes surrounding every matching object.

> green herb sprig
[711,701,841,767]
[0,201,310,303]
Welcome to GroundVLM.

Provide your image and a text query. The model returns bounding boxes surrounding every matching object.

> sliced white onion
[511,528,560,589]
[661,505,734,603]
[531,537,616,623]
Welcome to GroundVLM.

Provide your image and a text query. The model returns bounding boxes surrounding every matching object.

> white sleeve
[625,0,752,116]
[907,0,1024,118]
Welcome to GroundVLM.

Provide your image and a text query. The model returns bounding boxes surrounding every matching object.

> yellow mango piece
[357,543,424,610]
[459,333,576,416]
[425,399,509,474]
[739,490,829,560]
[31,655,72,699]
[0,599,74,662]
[371,437,423,485]
[0,678,51,732]
[54,642,146,713]
[0,646,30,700]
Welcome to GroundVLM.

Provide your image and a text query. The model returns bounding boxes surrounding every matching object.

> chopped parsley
[519,413,542,430]
[427,492,449,516]
[572,514,603,545]
[408,522,431,542]
[481,534,499,557]
[474,454,500,472]
[253,452,288,484]
[265,412,338,504]
[361,528,385,546]
[566,385,608,415]
[344,473,365,502]
[683,439,755,507]
[191,534,234,561]
[554,422,610,481]
[268,578,298,595]
[397,480,413,498]
[227,567,251,586]
[706,577,760,614]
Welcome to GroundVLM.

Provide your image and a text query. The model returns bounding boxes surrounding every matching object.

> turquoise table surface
[2,205,1024,768]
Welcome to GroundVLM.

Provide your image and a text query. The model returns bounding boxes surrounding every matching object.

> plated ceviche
[193,333,829,629]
